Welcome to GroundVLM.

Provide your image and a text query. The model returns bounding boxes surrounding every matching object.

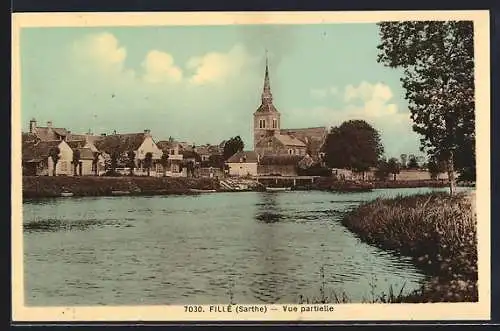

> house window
[272,119,277,128]
[288,149,293,155]
[259,119,266,129]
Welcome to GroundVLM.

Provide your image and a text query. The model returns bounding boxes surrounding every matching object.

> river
[22,187,460,306]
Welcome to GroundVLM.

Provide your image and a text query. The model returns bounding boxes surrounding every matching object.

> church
[253,56,328,161]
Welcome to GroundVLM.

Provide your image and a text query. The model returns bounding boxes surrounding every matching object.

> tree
[407,155,419,169]
[223,136,244,160]
[92,152,100,176]
[72,149,81,176]
[400,154,408,168]
[377,21,475,195]
[374,160,390,181]
[127,150,136,176]
[387,157,401,181]
[110,150,120,175]
[144,152,153,176]
[207,154,225,169]
[49,147,60,176]
[160,152,169,176]
[323,120,385,177]
[427,157,447,180]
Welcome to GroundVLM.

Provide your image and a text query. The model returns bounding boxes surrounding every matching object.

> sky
[20,23,423,158]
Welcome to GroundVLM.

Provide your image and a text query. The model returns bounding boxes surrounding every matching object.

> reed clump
[340,192,478,302]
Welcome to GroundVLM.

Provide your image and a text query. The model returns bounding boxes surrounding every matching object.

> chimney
[29,118,37,133]
[47,121,53,128]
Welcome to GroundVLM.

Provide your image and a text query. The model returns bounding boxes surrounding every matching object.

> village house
[22,134,74,176]
[226,151,258,177]
[156,139,185,177]
[28,118,70,141]
[66,140,102,176]
[194,144,223,162]
[93,130,163,176]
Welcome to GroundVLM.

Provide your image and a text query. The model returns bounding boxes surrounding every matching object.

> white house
[226,151,258,177]
[93,129,164,176]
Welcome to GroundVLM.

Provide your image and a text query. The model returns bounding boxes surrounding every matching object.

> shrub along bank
[340,192,478,302]
[22,176,220,199]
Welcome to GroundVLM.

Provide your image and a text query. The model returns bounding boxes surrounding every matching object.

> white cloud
[344,81,393,103]
[141,50,183,84]
[71,32,127,74]
[310,86,339,99]
[186,44,256,85]
[290,81,417,157]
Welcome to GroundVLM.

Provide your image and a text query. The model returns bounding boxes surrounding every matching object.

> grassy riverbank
[22,176,220,199]
[340,191,477,302]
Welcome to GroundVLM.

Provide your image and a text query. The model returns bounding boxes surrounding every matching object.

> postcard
[12,10,491,322]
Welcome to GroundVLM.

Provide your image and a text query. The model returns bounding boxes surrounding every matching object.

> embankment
[340,192,478,302]
[307,178,449,192]
[22,176,220,199]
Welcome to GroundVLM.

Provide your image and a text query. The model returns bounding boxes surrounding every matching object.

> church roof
[255,52,279,113]
[280,127,328,143]
[227,150,258,163]
[275,134,307,147]
[255,103,279,113]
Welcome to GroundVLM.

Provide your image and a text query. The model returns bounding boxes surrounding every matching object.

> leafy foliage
[72,149,81,176]
[127,150,136,175]
[387,157,401,180]
[377,21,475,194]
[160,152,170,176]
[427,157,447,180]
[374,160,390,181]
[206,154,225,169]
[49,147,60,176]
[407,155,419,169]
[144,152,153,176]
[323,120,384,172]
[223,136,244,161]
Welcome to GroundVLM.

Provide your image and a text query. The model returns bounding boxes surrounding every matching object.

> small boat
[265,187,291,192]
[190,189,217,193]
[111,190,130,196]
[60,191,74,197]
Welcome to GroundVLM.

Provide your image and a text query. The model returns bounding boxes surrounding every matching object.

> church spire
[261,50,273,105]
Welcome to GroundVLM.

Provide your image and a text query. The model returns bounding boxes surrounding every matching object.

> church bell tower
[253,52,281,151]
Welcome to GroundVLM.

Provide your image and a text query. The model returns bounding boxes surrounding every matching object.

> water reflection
[23,189,442,305]
[254,193,284,224]
[250,193,289,303]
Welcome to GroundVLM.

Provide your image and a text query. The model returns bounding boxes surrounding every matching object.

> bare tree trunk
[447,151,456,195]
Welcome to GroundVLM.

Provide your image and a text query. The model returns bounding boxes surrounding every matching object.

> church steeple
[261,50,273,105]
